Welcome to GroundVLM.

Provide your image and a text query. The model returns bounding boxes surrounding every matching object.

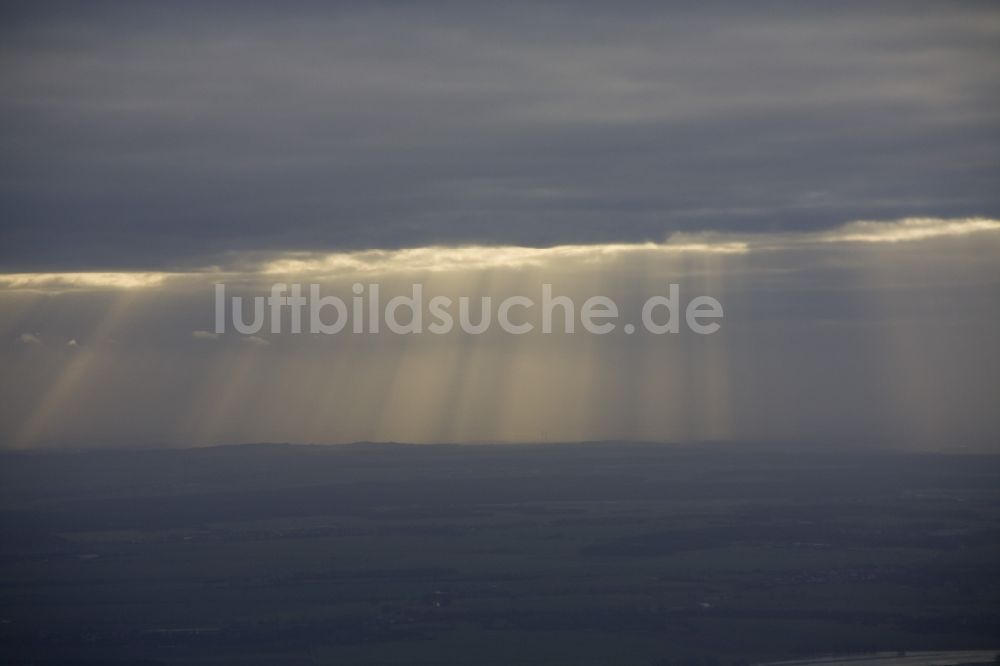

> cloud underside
[1,3,998,270]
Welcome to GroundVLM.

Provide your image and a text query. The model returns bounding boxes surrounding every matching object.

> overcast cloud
[2,1,998,270]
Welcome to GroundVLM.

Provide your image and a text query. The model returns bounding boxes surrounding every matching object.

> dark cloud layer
[1,1,998,270]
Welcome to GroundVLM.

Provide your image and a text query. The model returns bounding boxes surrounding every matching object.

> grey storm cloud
[0,1,997,270]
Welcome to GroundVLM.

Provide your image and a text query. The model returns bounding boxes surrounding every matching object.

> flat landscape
[1,443,998,665]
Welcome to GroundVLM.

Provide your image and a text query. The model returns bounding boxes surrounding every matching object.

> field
[1,442,998,664]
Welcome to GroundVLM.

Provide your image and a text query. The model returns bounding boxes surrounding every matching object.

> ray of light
[12,292,140,447]
[178,341,273,445]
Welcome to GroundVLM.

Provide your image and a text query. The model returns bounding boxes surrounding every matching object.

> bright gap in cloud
[0,217,997,290]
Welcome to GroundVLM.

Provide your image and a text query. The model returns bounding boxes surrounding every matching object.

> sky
[1,2,999,449]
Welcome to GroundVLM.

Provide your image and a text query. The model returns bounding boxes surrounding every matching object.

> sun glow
[0,272,173,291]
[259,240,749,277]
[819,217,1000,244]
[1,218,997,293]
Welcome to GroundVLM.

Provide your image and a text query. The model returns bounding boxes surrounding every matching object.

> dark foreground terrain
[1,442,998,665]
